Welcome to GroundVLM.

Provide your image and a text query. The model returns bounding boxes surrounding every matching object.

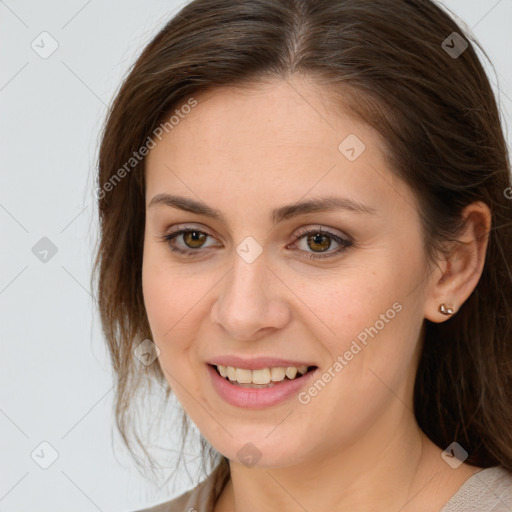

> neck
[214,408,482,512]
[216,409,449,512]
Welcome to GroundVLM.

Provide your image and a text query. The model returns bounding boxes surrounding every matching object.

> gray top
[133,464,512,512]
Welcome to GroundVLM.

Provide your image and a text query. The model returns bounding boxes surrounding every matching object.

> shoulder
[440,465,512,512]
[130,484,200,512]
[130,478,212,512]
[130,461,230,512]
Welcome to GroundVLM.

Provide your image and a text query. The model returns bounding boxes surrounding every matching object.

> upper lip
[208,356,317,370]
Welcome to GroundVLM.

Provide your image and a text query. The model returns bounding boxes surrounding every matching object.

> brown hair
[92,0,512,493]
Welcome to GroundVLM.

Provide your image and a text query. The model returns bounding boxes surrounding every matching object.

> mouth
[209,363,318,388]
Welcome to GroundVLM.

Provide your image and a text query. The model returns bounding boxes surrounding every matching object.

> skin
[142,75,491,512]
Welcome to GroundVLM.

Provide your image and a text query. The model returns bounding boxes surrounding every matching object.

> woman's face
[142,77,435,468]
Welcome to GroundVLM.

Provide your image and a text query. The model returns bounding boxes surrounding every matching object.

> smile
[207,363,318,408]
[214,364,314,386]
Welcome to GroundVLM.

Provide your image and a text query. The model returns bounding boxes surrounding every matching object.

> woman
[92,0,512,510]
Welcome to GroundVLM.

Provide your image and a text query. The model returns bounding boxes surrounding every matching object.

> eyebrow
[148,193,377,224]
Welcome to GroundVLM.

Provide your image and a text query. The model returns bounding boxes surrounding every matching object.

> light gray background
[1,1,511,511]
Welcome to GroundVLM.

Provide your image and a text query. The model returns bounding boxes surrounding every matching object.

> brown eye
[161,228,217,256]
[182,230,208,249]
[305,233,332,252]
[161,225,353,260]
[291,227,353,260]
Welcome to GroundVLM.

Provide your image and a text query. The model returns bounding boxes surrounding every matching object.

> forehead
[144,77,412,219]
[148,78,378,160]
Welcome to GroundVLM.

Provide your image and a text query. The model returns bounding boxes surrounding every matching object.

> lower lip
[207,364,317,409]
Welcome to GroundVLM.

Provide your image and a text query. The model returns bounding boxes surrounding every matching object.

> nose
[210,252,291,341]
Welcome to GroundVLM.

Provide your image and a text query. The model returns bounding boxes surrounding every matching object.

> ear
[424,201,491,323]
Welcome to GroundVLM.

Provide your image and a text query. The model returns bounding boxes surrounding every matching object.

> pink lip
[207,363,318,409]
[208,356,316,370]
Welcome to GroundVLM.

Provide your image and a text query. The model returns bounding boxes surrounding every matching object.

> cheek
[294,265,395,342]
[142,260,170,339]
[318,292,423,427]
[304,303,417,440]
[141,252,213,372]
[141,265,199,399]
[142,239,192,332]
[142,249,187,353]
[304,260,422,390]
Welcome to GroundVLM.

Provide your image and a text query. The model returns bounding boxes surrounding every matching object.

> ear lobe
[424,201,491,323]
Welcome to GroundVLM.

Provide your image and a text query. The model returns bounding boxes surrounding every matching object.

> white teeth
[227,366,236,381]
[252,368,271,384]
[235,368,252,383]
[215,364,312,384]
[285,367,297,379]
[270,367,286,382]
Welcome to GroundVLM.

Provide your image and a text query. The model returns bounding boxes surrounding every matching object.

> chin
[207,432,311,469]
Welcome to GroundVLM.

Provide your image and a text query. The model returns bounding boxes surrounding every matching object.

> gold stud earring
[439,303,455,315]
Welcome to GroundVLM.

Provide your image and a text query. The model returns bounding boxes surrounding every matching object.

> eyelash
[159,225,353,260]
